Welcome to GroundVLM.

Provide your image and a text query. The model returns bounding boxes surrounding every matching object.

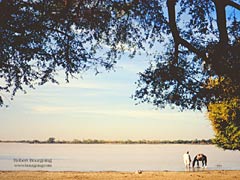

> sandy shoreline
[0,170,240,180]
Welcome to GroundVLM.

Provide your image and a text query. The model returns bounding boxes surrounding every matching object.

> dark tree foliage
[0,0,240,149]
[0,0,168,104]
[0,0,117,102]
[134,0,240,111]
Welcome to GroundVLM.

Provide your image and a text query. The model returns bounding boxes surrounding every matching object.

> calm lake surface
[0,143,239,172]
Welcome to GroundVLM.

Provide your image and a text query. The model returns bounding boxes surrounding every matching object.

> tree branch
[167,0,179,63]
[45,26,71,38]
[178,38,207,61]
[166,0,207,62]
[226,0,240,10]
[212,0,229,45]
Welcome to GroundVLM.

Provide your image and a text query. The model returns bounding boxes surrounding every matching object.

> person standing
[183,151,191,168]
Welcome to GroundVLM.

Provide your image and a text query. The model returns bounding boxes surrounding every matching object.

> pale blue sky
[0,54,214,141]
[2,0,239,142]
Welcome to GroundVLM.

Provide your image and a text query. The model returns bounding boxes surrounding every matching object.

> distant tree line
[0,138,212,145]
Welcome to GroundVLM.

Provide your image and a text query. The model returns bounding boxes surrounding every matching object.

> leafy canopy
[0,0,239,109]
[208,97,240,150]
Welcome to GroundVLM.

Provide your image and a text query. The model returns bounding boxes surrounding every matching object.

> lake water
[0,143,239,172]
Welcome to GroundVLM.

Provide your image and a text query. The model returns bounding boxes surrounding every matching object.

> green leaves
[208,98,240,150]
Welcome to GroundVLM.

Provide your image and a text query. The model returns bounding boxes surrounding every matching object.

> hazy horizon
[0,55,214,141]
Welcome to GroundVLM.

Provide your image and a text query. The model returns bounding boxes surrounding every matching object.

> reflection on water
[0,143,239,172]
